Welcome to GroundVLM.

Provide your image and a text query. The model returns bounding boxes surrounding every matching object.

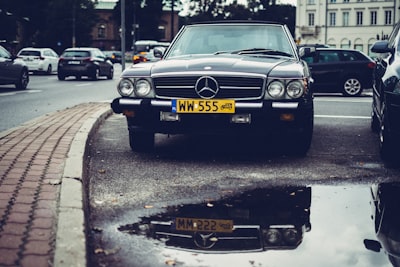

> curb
[53,105,113,267]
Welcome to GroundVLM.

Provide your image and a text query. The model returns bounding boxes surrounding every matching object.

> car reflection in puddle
[92,184,400,267]
[118,187,311,253]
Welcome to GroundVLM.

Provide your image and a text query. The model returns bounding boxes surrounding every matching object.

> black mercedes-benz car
[111,21,314,155]
[0,45,29,90]
[371,21,400,161]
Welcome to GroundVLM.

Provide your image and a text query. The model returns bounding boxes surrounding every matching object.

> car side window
[302,54,314,64]
[318,51,340,63]
[341,51,357,61]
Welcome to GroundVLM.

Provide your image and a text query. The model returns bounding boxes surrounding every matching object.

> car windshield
[165,24,295,59]
[62,51,90,57]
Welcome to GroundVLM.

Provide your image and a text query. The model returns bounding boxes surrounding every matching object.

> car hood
[122,55,306,78]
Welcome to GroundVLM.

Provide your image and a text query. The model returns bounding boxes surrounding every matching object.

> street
[85,91,400,267]
[2,73,400,266]
[0,65,122,132]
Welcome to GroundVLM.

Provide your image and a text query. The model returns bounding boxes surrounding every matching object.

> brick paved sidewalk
[0,103,111,267]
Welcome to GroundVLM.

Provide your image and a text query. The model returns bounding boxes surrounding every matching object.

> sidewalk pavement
[0,102,112,267]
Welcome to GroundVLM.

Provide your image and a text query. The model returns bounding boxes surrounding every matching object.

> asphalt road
[86,92,400,267]
[0,65,122,132]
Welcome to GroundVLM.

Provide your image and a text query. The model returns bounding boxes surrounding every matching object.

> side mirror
[153,46,166,58]
[299,46,316,58]
[364,239,382,253]
[371,40,393,54]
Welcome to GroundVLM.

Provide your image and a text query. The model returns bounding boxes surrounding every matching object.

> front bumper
[111,97,313,135]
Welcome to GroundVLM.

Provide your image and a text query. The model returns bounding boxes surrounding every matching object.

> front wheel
[91,68,99,81]
[342,77,362,96]
[379,107,396,161]
[15,69,29,90]
[129,131,155,152]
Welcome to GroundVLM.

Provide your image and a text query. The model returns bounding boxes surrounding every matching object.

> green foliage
[0,0,98,53]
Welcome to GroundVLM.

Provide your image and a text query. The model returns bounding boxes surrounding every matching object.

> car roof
[64,47,99,51]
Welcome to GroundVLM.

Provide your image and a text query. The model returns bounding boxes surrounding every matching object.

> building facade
[295,0,399,56]
[92,0,179,50]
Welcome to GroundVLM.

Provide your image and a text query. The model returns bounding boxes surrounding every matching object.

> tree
[0,0,98,53]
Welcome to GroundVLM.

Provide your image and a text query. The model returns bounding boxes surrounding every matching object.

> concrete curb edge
[54,105,113,267]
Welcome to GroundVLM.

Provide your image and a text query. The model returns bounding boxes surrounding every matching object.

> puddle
[113,184,400,267]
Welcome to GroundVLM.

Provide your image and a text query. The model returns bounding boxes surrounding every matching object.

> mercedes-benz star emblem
[194,232,218,249]
[195,76,219,99]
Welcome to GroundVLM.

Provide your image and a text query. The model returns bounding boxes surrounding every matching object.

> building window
[97,24,106,39]
[308,13,315,26]
[343,11,349,26]
[356,11,363,25]
[307,0,315,4]
[343,0,349,2]
[370,11,377,25]
[385,10,392,25]
[329,12,336,26]
[330,0,336,3]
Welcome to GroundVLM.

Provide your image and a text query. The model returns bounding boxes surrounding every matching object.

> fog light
[160,112,180,122]
[231,114,251,124]
[280,113,294,121]
[265,229,282,245]
[283,228,300,245]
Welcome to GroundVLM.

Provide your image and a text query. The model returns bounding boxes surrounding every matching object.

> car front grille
[153,76,265,100]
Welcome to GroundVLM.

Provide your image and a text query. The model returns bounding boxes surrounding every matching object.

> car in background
[301,48,375,96]
[0,45,29,89]
[17,47,59,74]
[371,21,400,161]
[132,40,169,64]
[103,50,122,64]
[57,47,114,80]
[111,21,314,155]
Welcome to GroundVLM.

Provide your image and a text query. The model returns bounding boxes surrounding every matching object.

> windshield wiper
[231,48,293,57]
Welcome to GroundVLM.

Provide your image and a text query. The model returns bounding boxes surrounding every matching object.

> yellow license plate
[175,217,233,233]
[172,99,235,113]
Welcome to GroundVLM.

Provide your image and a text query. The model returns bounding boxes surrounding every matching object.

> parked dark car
[370,21,400,161]
[111,21,314,155]
[364,183,400,266]
[57,47,114,80]
[301,48,375,96]
[0,45,29,89]
[103,50,122,64]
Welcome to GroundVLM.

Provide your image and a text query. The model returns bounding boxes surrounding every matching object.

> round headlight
[118,78,134,96]
[287,81,305,98]
[283,228,300,245]
[264,229,282,245]
[268,81,285,98]
[135,79,152,97]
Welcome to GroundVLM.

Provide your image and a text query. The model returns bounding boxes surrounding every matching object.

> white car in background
[17,47,59,74]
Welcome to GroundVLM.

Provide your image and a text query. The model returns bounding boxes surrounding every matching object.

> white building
[295,0,399,56]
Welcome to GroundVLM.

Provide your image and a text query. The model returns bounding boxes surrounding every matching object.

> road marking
[315,115,370,119]
[0,90,42,97]
[75,83,92,87]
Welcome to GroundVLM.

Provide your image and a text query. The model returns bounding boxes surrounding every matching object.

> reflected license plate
[174,217,233,233]
[172,99,235,113]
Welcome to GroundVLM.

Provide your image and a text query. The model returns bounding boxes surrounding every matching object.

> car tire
[91,68,99,81]
[107,67,114,80]
[15,68,29,90]
[46,65,52,75]
[371,109,380,133]
[129,131,155,152]
[57,72,66,80]
[342,77,362,96]
[379,106,397,161]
